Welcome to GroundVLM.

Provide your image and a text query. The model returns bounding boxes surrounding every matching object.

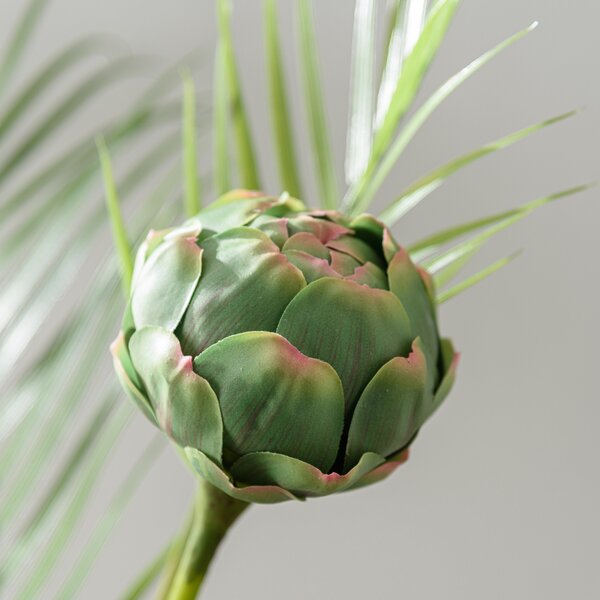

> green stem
[161,479,249,600]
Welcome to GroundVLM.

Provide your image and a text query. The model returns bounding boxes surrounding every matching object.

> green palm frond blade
[411,184,591,260]
[371,0,458,164]
[97,137,134,297]
[375,0,429,129]
[0,0,49,96]
[0,55,154,187]
[118,540,175,600]
[181,69,202,216]
[8,405,132,600]
[346,20,538,215]
[54,438,164,600]
[265,0,303,197]
[297,0,339,209]
[0,35,119,140]
[379,109,577,225]
[345,0,376,185]
[213,42,231,195]
[437,251,521,304]
[216,0,261,190]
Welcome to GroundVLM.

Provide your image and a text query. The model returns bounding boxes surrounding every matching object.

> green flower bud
[111,190,458,503]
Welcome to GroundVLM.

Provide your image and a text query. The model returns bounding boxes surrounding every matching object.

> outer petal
[178,227,306,356]
[129,327,223,463]
[230,451,386,497]
[131,237,202,332]
[388,248,440,388]
[110,331,157,426]
[428,338,459,418]
[277,278,413,414]
[344,338,429,470]
[185,448,298,503]
[193,332,344,473]
[346,448,410,491]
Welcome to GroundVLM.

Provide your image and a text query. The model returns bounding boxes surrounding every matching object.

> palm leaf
[297,0,339,209]
[345,0,376,185]
[265,0,303,197]
[216,0,261,189]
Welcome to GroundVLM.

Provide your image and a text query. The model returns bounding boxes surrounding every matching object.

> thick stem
[161,479,249,600]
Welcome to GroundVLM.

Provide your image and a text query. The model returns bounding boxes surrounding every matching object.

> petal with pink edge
[185,448,299,504]
[428,338,459,419]
[129,326,223,464]
[277,277,413,415]
[110,331,156,426]
[131,236,202,332]
[193,332,344,473]
[346,449,410,491]
[178,227,306,356]
[344,338,430,470]
[230,451,386,497]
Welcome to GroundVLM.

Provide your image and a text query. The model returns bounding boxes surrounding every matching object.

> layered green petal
[282,232,331,260]
[347,261,388,290]
[230,450,386,497]
[327,234,384,267]
[283,250,340,283]
[428,337,459,418]
[198,190,305,236]
[388,248,439,387]
[193,332,345,472]
[131,236,202,332]
[110,332,156,426]
[287,214,350,243]
[345,338,429,470]
[179,227,306,356]
[185,448,298,503]
[277,277,413,414]
[129,327,223,463]
[346,448,410,491]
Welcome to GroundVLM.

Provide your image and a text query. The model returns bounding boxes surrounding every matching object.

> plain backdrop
[2,1,598,598]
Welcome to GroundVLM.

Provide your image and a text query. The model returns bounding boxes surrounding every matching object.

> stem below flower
[161,479,249,600]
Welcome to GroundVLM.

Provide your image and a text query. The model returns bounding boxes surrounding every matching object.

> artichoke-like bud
[111,190,458,503]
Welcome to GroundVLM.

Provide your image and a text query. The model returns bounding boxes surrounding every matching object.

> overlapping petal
[131,236,203,332]
[345,338,429,470]
[193,332,345,472]
[129,326,223,463]
[277,277,414,414]
[178,227,306,356]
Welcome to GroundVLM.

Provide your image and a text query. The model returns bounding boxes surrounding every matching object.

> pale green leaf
[380,109,576,226]
[265,0,303,197]
[97,137,134,297]
[297,0,339,208]
[346,20,538,215]
[345,0,376,185]
[217,0,261,189]
[437,251,521,304]
[181,68,201,216]
[0,0,49,96]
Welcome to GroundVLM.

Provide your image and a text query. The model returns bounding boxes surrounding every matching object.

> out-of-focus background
[2,0,598,598]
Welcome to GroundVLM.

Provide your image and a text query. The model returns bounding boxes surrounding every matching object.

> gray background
[3,0,598,598]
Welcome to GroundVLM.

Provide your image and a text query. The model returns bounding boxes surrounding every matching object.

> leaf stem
[160,479,248,600]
